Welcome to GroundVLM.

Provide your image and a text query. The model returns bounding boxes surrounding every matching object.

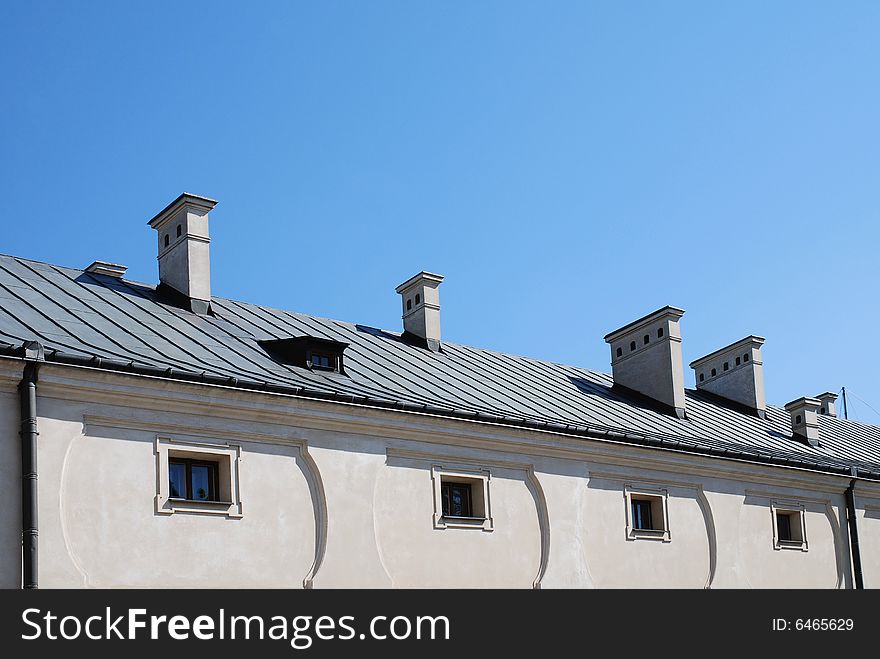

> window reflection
[168,458,218,502]
[169,462,186,499]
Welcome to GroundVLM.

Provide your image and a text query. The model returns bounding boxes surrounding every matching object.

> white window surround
[624,484,670,542]
[431,465,493,531]
[771,500,808,551]
[155,436,243,518]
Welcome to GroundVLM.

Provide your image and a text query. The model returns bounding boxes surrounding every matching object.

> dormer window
[308,352,337,371]
[259,336,348,374]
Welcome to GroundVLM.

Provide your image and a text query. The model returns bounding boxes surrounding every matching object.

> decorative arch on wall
[385,447,550,589]
[695,485,718,589]
[299,442,328,589]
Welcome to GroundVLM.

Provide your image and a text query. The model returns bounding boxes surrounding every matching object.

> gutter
[18,341,43,589]
[845,475,864,589]
[1,341,879,483]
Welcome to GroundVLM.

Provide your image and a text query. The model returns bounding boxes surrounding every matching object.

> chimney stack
[604,306,687,419]
[395,272,444,352]
[148,193,217,314]
[689,336,766,418]
[784,397,821,447]
[816,391,838,417]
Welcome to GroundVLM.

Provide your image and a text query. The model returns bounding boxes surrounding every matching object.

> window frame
[431,465,493,531]
[771,501,808,551]
[155,436,243,518]
[440,481,473,518]
[307,350,338,372]
[624,484,670,541]
[168,456,220,502]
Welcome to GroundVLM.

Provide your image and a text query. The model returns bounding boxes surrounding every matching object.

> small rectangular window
[432,466,493,531]
[309,352,334,370]
[625,485,670,541]
[772,501,807,551]
[776,512,792,542]
[156,436,243,518]
[441,482,473,518]
[168,457,219,502]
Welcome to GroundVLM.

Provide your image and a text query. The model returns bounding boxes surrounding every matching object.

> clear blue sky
[2,2,878,419]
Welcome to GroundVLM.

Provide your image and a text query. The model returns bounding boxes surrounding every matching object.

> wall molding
[51,366,869,498]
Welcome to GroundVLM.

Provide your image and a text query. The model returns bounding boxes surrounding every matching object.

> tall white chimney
[148,193,217,314]
[395,272,444,352]
[604,306,687,419]
[690,336,766,418]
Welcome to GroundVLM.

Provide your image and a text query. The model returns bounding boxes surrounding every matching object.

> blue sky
[1,2,879,419]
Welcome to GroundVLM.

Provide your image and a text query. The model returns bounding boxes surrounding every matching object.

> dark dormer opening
[259,336,348,374]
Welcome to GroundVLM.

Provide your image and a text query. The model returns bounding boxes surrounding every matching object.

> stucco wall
[36,397,317,588]
[0,364,872,589]
[857,499,880,588]
[0,389,21,588]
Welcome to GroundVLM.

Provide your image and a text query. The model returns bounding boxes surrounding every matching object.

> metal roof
[1,253,879,478]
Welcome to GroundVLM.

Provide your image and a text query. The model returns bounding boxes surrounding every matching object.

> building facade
[1,193,878,589]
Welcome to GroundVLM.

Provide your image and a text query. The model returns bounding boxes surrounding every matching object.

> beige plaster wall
[0,390,21,588]
[0,365,868,589]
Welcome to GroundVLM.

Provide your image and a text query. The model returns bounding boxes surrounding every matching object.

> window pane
[632,500,653,530]
[441,482,473,517]
[169,461,186,499]
[451,486,464,516]
[777,513,792,542]
[191,464,212,501]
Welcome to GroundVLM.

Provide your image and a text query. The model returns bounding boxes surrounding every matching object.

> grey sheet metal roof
[2,253,879,479]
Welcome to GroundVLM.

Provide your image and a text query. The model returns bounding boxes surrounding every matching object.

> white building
[1,193,877,589]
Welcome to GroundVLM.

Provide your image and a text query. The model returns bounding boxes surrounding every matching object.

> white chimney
[147,193,217,314]
[690,336,766,418]
[784,397,821,447]
[816,392,838,417]
[604,306,687,419]
[395,272,444,352]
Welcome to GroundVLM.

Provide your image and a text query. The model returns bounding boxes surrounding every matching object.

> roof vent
[690,336,766,418]
[259,336,348,374]
[816,391,838,417]
[147,192,217,315]
[85,260,127,278]
[784,397,821,447]
[395,272,444,352]
[604,306,687,419]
